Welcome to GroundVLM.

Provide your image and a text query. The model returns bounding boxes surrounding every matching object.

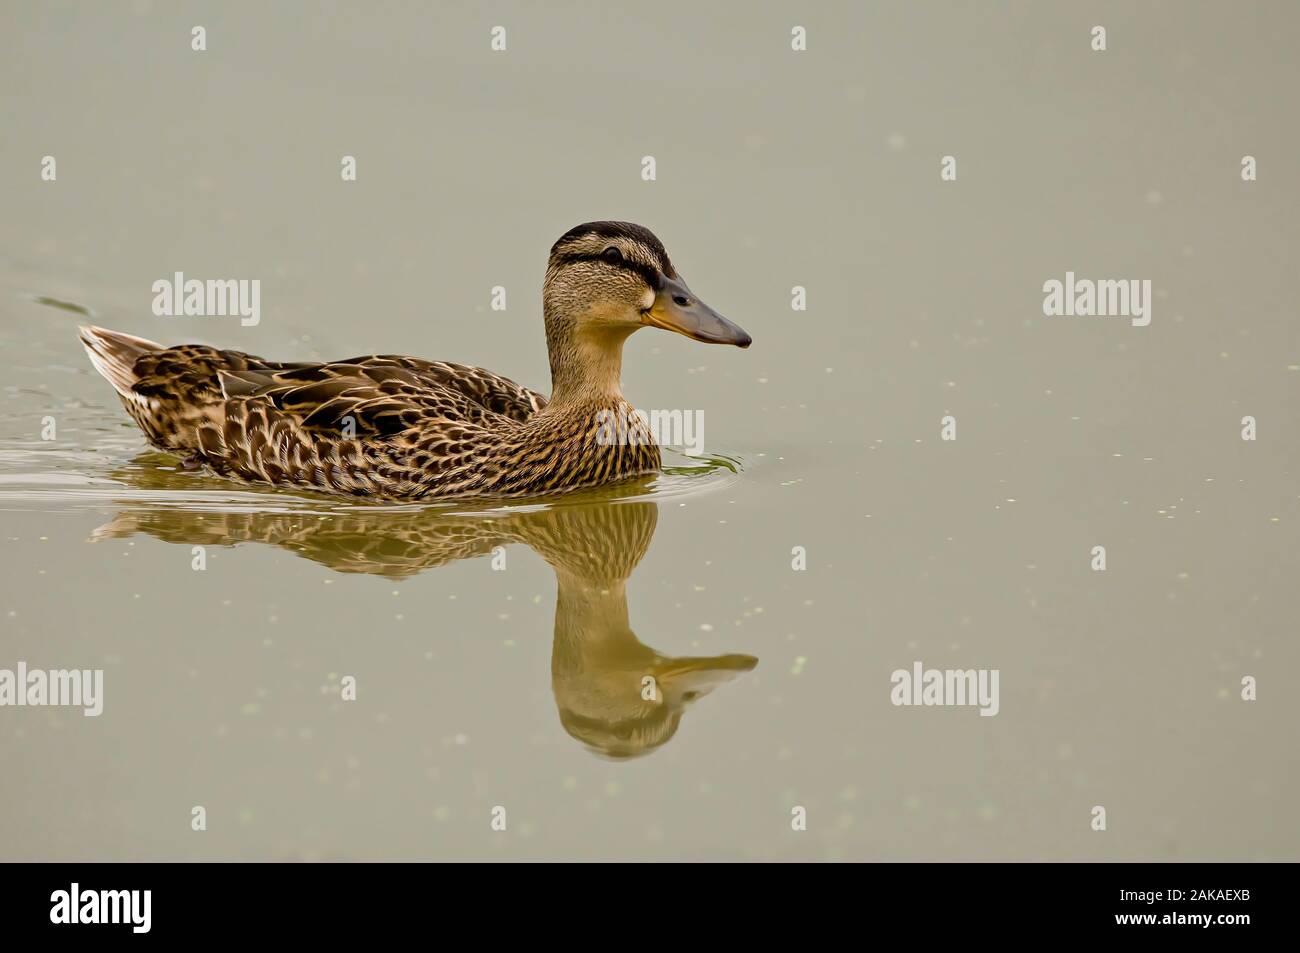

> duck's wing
[355,356,547,422]
[168,358,538,496]
[215,358,541,438]
[214,357,547,441]
[81,326,556,497]
[83,326,545,441]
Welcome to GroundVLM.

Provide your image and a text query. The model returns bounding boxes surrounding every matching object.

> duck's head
[543,221,750,398]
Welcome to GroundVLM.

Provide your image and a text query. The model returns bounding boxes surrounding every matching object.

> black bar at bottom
[2,861,1282,939]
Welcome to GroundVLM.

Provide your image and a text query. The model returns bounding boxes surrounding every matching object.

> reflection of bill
[551,553,756,758]
[94,476,756,759]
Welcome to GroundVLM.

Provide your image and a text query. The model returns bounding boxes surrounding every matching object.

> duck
[80,221,751,501]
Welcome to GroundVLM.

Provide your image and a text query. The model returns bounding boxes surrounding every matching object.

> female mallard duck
[80,221,750,500]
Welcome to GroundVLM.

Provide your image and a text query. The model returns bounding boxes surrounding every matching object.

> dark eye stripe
[555,251,663,292]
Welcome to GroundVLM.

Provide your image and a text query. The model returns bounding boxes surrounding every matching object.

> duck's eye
[600,247,623,265]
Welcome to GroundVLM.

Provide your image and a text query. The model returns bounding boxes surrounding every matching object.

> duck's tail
[79,324,163,403]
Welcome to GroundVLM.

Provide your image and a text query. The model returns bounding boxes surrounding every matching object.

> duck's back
[80,325,547,499]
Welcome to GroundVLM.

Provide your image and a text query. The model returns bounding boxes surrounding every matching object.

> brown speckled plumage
[80,222,749,501]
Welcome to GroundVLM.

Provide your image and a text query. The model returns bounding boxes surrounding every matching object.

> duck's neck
[544,313,635,409]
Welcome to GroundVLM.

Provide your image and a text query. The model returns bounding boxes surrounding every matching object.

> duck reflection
[94,461,757,759]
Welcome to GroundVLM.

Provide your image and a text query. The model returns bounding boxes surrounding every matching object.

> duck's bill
[642,274,752,348]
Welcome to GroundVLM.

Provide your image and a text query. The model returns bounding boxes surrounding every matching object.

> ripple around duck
[0,436,747,519]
